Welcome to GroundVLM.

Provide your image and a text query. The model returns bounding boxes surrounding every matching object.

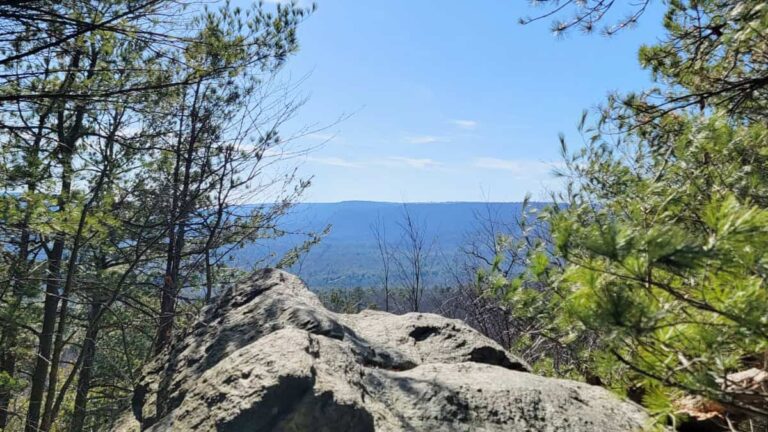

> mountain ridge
[232,201,547,289]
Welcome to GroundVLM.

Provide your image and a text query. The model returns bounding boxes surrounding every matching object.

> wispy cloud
[451,119,478,130]
[387,157,442,169]
[405,135,449,144]
[307,156,361,168]
[305,132,338,141]
[472,157,561,175]
[307,155,443,170]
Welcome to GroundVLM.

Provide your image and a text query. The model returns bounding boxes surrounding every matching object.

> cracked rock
[114,268,652,432]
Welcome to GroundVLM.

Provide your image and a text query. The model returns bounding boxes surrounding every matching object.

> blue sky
[262,1,665,202]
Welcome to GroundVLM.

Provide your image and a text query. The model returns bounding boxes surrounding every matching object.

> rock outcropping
[118,269,651,431]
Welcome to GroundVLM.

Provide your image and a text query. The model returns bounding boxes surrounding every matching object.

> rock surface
[117,268,652,432]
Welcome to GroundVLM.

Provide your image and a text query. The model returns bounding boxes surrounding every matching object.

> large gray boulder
[118,269,652,432]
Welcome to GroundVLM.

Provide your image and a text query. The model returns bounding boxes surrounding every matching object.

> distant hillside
[231,201,544,289]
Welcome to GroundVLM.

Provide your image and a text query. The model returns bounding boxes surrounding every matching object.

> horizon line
[243,200,555,205]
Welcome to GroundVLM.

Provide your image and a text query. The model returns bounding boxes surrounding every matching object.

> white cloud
[387,157,442,169]
[451,119,478,130]
[307,156,361,168]
[405,135,448,144]
[305,132,338,141]
[307,155,443,170]
[472,157,561,175]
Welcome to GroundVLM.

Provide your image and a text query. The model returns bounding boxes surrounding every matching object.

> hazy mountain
[232,201,541,289]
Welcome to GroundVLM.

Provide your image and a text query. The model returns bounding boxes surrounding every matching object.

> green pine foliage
[521,0,768,427]
[552,116,768,421]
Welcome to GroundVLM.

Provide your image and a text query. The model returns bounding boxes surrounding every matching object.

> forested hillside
[233,201,536,289]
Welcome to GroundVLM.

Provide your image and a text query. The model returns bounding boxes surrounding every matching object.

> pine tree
[525,0,768,426]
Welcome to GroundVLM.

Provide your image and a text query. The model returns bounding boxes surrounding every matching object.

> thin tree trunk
[154,95,186,357]
[154,80,201,355]
[9,151,38,431]
[52,251,151,430]
[25,44,91,432]
[0,184,34,427]
[154,82,202,423]
[25,223,66,432]
[40,229,83,431]
[40,107,114,432]
[1,94,50,428]
[25,121,80,432]
[205,249,213,304]
[68,301,102,432]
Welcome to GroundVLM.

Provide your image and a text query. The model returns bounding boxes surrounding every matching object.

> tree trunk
[69,302,102,432]
[0,195,33,428]
[25,45,92,431]
[40,146,110,431]
[1,102,49,429]
[24,138,77,432]
[205,249,213,304]
[24,234,65,432]
[154,81,200,355]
